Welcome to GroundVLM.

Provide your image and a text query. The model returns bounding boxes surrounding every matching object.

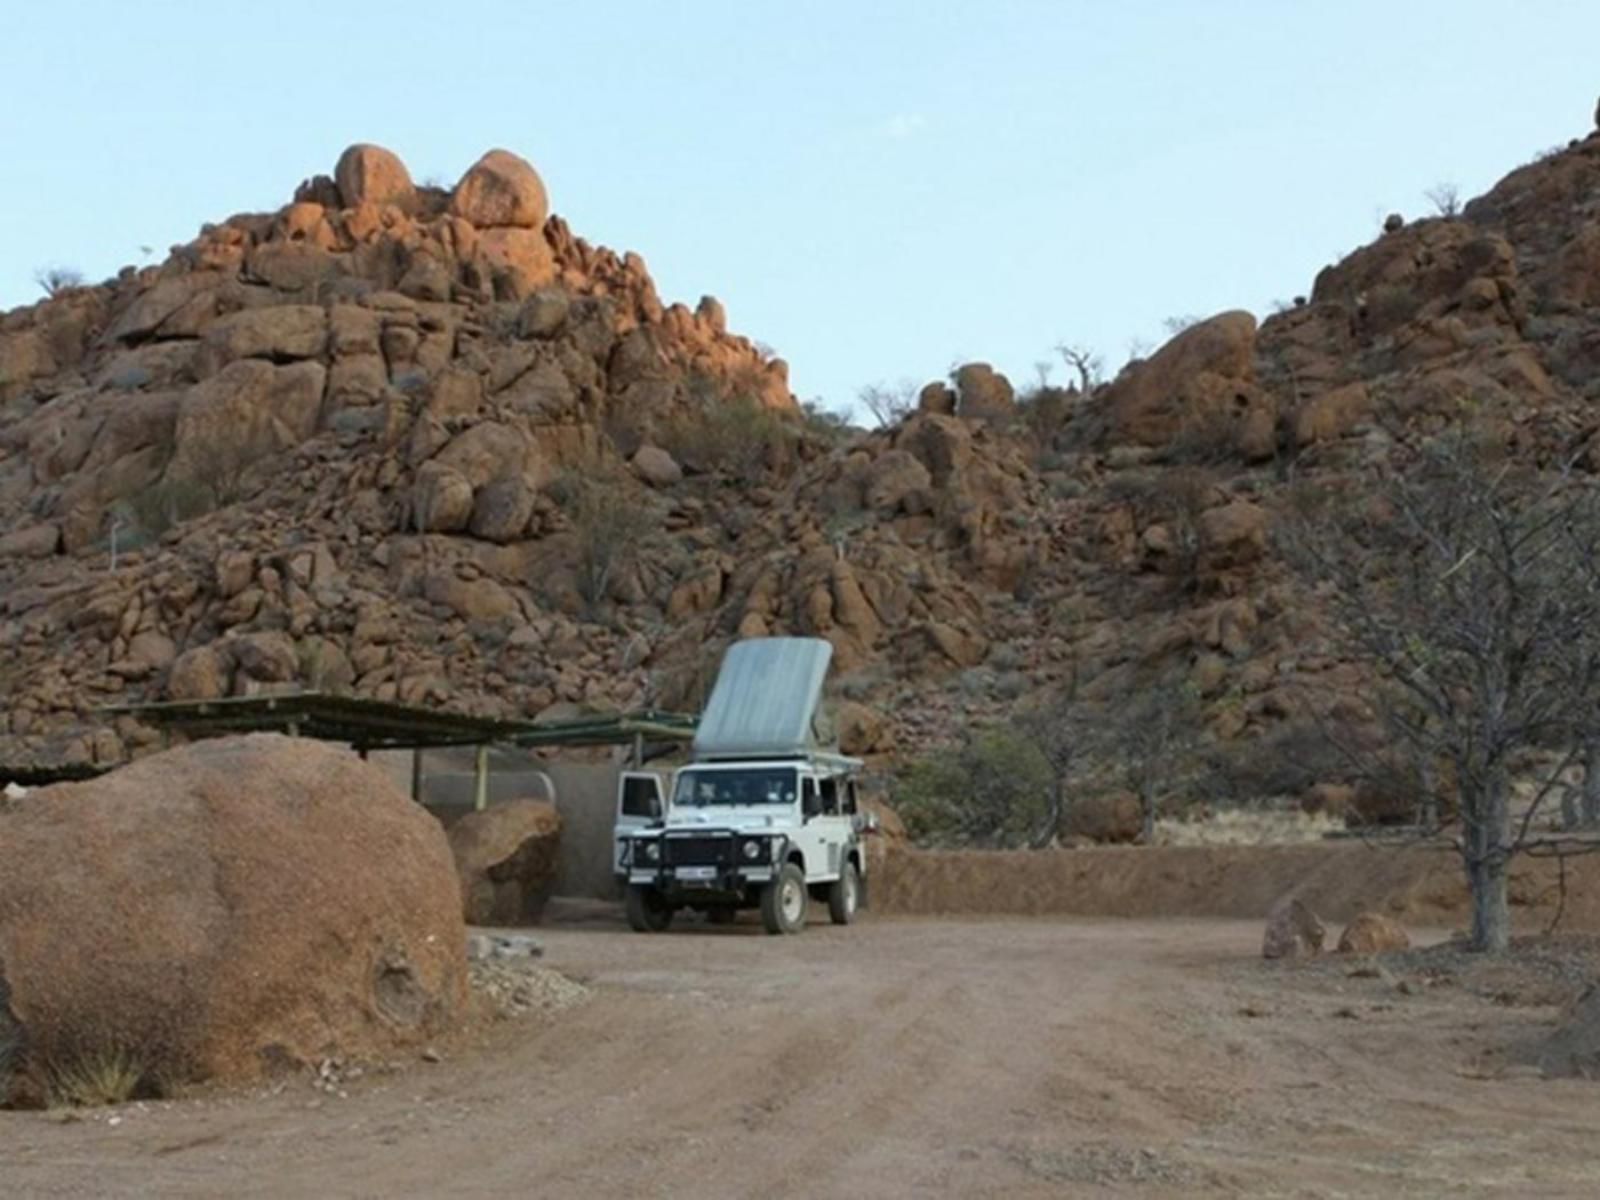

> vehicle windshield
[672,767,798,808]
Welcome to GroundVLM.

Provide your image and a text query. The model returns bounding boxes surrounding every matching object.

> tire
[706,907,737,926]
[760,863,808,935]
[625,885,673,933]
[828,861,860,926]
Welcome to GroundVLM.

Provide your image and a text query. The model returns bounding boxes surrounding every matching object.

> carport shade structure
[100,693,698,810]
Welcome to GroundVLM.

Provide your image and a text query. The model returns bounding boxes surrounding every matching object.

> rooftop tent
[692,637,835,759]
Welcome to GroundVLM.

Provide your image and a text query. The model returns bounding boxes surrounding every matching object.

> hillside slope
[2,119,1599,786]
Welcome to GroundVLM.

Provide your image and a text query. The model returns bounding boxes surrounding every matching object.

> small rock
[1262,897,1325,960]
[632,445,683,488]
[420,1047,442,1064]
[1337,912,1410,955]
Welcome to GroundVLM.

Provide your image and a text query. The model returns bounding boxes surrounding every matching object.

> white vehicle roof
[692,637,836,760]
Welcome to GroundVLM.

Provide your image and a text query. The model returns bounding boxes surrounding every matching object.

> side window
[843,779,859,815]
[820,777,839,815]
[801,777,819,816]
[621,776,661,818]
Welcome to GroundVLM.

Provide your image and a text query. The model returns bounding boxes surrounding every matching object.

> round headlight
[742,838,762,860]
[643,841,660,863]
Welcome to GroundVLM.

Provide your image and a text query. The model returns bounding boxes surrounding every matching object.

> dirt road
[5,911,1599,1198]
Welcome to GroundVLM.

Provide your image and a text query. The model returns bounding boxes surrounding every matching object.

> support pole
[474,744,490,812]
[411,748,423,803]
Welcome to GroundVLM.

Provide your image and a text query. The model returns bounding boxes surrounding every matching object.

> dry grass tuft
[1154,808,1345,847]
[46,1046,147,1108]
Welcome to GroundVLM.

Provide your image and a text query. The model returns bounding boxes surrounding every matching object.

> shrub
[556,470,654,612]
[47,1045,147,1108]
[857,381,917,429]
[1015,385,1073,444]
[798,399,855,446]
[33,266,84,297]
[1200,720,1357,803]
[659,396,791,483]
[894,729,1052,848]
[0,1017,17,1103]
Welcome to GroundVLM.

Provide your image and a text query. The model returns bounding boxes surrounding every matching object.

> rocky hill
[3,116,1600,793]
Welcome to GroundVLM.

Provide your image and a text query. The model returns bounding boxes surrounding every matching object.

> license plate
[676,866,717,882]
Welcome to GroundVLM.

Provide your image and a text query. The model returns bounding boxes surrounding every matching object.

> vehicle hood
[655,808,797,834]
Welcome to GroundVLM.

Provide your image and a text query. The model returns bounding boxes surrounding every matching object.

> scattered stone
[1262,897,1326,960]
[631,445,683,487]
[1337,912,1411,955]
[1066,791,1142,845]
[446,800,562,925]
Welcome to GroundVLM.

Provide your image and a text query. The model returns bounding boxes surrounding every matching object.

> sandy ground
[4,909,1600,1199]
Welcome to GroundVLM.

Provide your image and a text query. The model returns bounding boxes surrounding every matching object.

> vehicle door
[614,771,667,874]
[813,774,856,878]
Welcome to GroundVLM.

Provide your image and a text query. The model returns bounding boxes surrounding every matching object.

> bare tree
[1425,182,1462,218]
[1015,672,1086,847]
[562,472,654,613]
[856,381,917,429]
[1054,344,1103,395]
[1284,434,1600,952]
[33,266,83,297]
[1103,670,1202,841]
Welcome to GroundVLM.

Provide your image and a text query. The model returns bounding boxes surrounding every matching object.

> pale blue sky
[3,2,1596,414]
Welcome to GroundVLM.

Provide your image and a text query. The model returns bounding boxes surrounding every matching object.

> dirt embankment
[874,840,1600,932]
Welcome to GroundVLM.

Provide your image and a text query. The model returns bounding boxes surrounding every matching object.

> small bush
[857,381,917,429]
[1200,721,1355,803]
[836,667,888,702]
[47,1046,147,1108]
[1162,406,1244,466]
[987,641,1023,672]
[894,729,1052,848]
[1363,284,1417,333]
[0,1022,17,1103]
[556,470,654,612]
[659,396,791,483]
[798,399,855,445]
[34,266,84,297]
[118,477,218,543]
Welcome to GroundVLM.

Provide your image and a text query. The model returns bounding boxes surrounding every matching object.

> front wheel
[625,885,674,933]
[760,863,808,935]
[828,862,860,925]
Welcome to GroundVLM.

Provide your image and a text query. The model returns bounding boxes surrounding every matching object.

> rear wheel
[760,863,808,935]
[828,862,860,925]
[625,885,673,933]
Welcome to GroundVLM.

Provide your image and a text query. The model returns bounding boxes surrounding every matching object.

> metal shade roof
[102,693,697,753]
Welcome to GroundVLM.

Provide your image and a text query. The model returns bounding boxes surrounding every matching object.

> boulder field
[2,121,1600,823]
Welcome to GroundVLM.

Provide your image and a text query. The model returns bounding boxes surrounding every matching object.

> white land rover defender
[613,638,873,935]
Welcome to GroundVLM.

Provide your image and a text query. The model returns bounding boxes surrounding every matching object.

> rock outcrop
[445,799,562,926]
[4,117,1600,819]
[0,735,465,1104]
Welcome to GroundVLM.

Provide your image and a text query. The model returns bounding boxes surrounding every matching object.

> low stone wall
[872,840,1600,931]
